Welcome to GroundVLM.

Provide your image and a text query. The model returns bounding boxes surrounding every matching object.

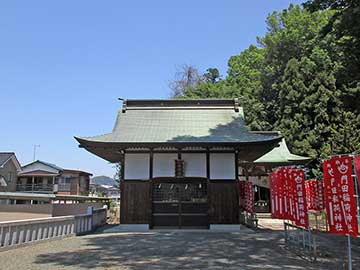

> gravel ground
[0,227,326,270]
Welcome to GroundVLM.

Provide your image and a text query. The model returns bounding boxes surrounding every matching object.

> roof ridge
[122,98,240,112]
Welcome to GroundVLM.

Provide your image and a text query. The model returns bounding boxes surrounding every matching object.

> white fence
[0,208,106,249]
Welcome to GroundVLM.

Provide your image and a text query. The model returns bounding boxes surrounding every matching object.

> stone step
[256,213,272,219]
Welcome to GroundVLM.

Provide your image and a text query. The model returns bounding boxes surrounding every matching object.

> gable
[0,153,21,171]
[21,161,61,174]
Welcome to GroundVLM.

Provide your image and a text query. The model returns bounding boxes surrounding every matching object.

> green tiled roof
[254,138,311,164]
[75,99,284,162]
[76,102,280,144]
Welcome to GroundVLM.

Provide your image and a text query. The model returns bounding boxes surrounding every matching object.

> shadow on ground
[34,230,315,270]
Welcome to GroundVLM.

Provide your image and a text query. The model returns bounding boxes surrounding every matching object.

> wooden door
[151,178,208,228]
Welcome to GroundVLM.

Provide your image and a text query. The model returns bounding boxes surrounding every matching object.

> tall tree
[276,47,341,176]
[169,65,202,97]
[304,0,360,113]
[171,3,360,176]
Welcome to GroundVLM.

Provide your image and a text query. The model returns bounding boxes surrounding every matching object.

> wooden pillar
[149,149,153,228]
[177,148,182,160]
[206,148,211,228]
[206,148,210,180]
[235,149,239,180]
[149,149,153,179]
[31,176,35,191]
[119,149,125,224]
[77,176,80,195]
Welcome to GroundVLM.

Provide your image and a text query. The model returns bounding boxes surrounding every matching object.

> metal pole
[33,144,40,161]
[313,231,317,262]
[302,227,305,249]
[347,235,352,270]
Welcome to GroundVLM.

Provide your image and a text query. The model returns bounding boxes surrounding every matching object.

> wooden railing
[0,208,107,249]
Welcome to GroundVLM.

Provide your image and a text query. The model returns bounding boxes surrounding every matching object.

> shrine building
[75,98,286,229]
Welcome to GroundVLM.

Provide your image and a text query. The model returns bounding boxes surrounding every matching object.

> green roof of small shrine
[254,138,311,165]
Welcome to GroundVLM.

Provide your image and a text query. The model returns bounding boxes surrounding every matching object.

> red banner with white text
[305,179,325,211]
[323,156,358,237]
[269,167,308,228]
[292,169,308,227]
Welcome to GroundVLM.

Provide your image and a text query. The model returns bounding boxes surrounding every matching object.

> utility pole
[33,144,40,161]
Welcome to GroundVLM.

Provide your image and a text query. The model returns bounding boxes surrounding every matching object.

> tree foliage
[170,3,360,177]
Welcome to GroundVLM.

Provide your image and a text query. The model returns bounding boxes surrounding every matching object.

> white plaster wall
[153,153,177,177]
[182,153,206,177]
[210,153,235,179]
[124,153,150,180]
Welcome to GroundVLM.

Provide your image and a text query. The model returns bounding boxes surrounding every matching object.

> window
[59,177,71,184]
[8,172,13,182]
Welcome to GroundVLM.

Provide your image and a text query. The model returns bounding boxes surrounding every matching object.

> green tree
[304,0,360,114]
[276,47,341,176]
[171,3,360,176]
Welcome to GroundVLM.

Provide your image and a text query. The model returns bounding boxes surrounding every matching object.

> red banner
[270,169,282,218]
[354,156,360,191]
[305,179,325,211]
[283,167,293,220]
[292,169,308,227]
[238,181,254,213]
[270,172,276,217]
[269,167,308,227]
[323,156,358,237]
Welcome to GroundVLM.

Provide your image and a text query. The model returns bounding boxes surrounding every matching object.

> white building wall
[124,152,235,180]
[153,153,177,177]
[124,153,150,180]
[210,153,235,179]
[182,153,206,177]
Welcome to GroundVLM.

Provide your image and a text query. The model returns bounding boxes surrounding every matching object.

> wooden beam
[235,150,239,180]
[120,149,125,224]
[206,149,210,180]
[149,149,153,179]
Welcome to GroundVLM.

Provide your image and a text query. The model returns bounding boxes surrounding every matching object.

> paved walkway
[0,228,321,270]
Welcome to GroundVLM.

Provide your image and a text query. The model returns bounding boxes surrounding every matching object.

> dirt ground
[0,219,358,269]
[0,229,319,270]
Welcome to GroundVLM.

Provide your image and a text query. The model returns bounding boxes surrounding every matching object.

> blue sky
[1,0,302,177]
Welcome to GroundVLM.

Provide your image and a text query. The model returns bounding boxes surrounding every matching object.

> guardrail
[0,208,106,249]
[284,221,317,261]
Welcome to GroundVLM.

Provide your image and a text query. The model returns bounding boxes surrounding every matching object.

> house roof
[21,160,64,171]
[0,153,13,167]
[0,152,21,170]
[18,170,60,177]
[62,169,93,176]
[75,99,282,162]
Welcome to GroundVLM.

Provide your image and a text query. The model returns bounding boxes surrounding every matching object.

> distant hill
[91,176,117,187]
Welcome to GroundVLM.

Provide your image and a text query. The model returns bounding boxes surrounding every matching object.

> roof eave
[75,136,283,163]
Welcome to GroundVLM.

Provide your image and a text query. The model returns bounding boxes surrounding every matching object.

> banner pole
[347,234,352,270]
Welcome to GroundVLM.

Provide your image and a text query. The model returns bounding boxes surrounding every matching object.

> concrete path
[0,228,322,270]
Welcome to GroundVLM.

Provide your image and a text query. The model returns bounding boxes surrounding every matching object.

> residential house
[17,160,92,196]
[0,152,22,192]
